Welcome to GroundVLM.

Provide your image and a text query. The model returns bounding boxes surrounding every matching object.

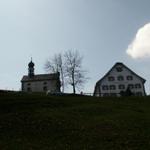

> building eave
[21,73,60,82]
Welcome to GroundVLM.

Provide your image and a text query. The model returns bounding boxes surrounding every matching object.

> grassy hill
[0,92,150,150]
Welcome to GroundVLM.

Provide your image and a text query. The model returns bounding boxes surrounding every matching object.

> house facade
[21,60,61,93]
[94,62,146,97]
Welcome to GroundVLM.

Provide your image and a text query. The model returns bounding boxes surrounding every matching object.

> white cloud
[126,23,150,59]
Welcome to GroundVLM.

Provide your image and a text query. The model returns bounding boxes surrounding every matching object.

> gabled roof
[96,62,146,85]
[21,73,59,82]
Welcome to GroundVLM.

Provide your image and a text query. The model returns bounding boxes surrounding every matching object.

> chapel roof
[21,73,59,82]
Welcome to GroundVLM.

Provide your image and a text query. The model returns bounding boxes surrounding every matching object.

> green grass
[0,92,150,149]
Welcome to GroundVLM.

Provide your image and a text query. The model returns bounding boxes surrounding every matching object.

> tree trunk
[61,68,64,93]
[73,84,76,94]
[72,70,76,94]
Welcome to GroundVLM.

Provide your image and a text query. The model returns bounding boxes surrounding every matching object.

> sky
[1,0,150,94]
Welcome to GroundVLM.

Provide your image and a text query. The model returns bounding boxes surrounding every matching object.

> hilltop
[0,92,150,149]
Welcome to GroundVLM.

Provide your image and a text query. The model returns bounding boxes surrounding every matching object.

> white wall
[22,80,59,92]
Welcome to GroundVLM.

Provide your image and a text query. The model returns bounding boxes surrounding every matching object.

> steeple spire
[28,58,35,77]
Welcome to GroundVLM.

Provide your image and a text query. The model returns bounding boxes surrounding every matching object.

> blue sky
[1,0,150,93]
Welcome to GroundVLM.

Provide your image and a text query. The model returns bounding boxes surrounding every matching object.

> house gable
[94,62,146,97]
[96,62,146,85]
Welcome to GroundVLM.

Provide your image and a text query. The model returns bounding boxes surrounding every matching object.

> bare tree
[45,53,65,92]
[64,50,87,94]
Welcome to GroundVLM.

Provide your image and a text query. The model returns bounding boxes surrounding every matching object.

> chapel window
[43,82,47,85]
[27,87,31,92]
[43,86,47,91]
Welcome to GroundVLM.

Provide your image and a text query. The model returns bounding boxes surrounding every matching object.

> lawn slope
[0,92,150,150]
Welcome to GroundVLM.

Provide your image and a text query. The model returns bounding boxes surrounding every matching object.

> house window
[127,76,133,80]
[119,84,125,89]
[27,83,31,86]
[103,93,109,97]
[110,85,116,90]
[110,93,117,97]
[102,85,109,90]
[116,67,123,72]
[136,92,143,96]
[128,84,134,89]
[43,86,47,91]
[135,84,141,89]
[117,76,124,81]
[108,76,115,81]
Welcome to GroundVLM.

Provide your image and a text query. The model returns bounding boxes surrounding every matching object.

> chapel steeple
[28,58,35,77]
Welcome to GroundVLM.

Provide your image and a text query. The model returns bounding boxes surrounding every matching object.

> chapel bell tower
[28,58,35,77]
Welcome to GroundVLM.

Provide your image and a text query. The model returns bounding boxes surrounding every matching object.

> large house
[94,62,146,97]
[21,60,61,93]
